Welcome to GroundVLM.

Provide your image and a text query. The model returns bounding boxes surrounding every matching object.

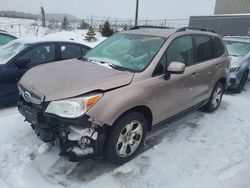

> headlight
[230,66,240,73]
[45,93,103,118]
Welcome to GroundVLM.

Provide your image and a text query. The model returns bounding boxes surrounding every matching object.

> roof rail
[176,27,216,33]
[129,25,172,30]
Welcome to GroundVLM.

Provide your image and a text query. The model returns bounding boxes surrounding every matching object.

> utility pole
[135,0,139,27]
[41,0,46,27]
[41,7,46,27]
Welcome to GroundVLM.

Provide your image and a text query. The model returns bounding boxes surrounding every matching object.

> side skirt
[153,99,209,128]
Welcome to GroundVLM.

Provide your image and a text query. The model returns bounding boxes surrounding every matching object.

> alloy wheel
[116,120,143,157]
[212,86,223,109]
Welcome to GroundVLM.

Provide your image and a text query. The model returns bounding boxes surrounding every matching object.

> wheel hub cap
[212,87,222,108]
[116,120,143,157]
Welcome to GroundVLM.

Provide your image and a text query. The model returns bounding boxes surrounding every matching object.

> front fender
[86,84,155,126]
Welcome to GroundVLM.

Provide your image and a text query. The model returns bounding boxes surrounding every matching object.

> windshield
[225,40,250,57]
[84,34,165,72]
[0,41,27,64]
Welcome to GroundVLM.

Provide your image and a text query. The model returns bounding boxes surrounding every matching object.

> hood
[230,56,246,67]
[19,59,134,102]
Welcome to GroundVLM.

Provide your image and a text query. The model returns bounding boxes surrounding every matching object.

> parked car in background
[18,27,229,164]
[224,36,250,93]
[0,38,91,105]
[0,30,17,46]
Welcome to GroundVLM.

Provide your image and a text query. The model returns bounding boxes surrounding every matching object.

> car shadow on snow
[44,109,206,186]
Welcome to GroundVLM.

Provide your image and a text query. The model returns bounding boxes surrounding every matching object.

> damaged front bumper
[17,96,107,161]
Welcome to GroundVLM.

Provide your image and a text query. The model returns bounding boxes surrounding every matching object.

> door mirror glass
[15,57,31,68]
[167,61,185,74]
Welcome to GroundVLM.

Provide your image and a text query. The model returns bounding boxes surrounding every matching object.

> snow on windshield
[0,41,27,64]
[225,41,250,57]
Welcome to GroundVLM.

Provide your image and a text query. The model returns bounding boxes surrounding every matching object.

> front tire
[104,112,147,165]
[203,82,224,112]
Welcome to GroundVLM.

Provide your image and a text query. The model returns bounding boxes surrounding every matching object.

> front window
[20,44,56,65]
[84,34,165,72]
[0,41,27,64]
[225,40,250,57]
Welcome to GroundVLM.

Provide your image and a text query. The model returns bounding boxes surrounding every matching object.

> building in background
[189,0,250,36]
[214,0,250,14]
[189,14,250,36]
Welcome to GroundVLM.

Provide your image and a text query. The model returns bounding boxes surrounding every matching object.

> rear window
[212,37,225,58]
[194,35,214,63]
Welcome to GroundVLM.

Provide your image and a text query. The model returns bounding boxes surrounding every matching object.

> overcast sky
[0,0,216,19]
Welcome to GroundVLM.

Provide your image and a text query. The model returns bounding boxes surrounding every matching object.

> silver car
[224,36,250,93]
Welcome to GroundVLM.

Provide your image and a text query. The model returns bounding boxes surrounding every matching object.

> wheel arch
[111,105,153,132]
[217,77,227,89]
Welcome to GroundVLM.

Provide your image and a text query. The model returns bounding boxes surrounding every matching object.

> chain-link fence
[0,17,191,37]
[1,15,250,37]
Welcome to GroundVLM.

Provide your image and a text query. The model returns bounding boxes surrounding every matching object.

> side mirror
[15,57,31,68]
[167,62,185,74]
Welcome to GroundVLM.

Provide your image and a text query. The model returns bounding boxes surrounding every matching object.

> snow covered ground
[1,83,250,188]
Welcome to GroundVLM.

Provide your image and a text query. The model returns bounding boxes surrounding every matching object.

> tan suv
[18,26,230,164]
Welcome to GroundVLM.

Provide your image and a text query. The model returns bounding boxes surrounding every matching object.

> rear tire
[203,82,224,112]
[233,71,249,93]
[104,112,147,165]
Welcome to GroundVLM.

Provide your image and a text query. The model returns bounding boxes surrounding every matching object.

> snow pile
[0,17,47,38]
[0,17,106,46]
[44,30,106,47]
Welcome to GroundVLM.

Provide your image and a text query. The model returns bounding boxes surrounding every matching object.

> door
[191,35,218,104]
[152,35,198,123]
[0,44,56,102]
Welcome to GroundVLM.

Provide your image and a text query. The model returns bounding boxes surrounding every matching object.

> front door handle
[191,72,198,78]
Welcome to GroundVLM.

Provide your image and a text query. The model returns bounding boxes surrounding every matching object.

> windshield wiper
[105,62,129,72]
[230,54,239,57]
[88,59,131,72]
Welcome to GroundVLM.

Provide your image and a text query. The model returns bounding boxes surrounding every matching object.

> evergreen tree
[101,20,114,37]
[85,26,97,42]
[61,16,69,30]
[80,19,90,29]
[123,24,128,31]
